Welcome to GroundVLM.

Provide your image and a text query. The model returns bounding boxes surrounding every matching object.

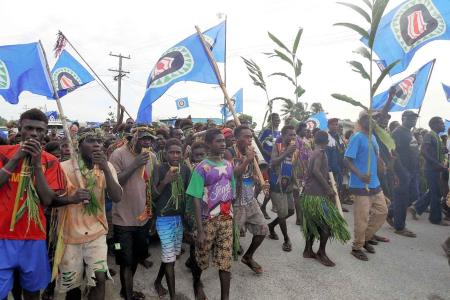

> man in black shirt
[389,111,420,237]
[412,117,448,226]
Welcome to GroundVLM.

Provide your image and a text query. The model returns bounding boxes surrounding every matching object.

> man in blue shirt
[344,111,388,261]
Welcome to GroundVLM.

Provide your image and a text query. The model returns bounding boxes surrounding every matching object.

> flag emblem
[52,67,82,92]
[148,46,193,89]
[175,97,189,110]
[392,75,416,107]
[306,119,319,131]
[0,59,10,89]
[391,0,445,52]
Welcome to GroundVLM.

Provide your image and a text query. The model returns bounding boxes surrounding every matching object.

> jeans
[390,173,419,230]
[415,170,443,224]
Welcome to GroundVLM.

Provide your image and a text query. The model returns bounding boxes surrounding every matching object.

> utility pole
[108,53,130,120]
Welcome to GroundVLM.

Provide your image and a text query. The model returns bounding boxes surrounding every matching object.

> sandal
[351,249,368,261]
[282,241,292,252]
[241,257,263,274]
[373,235,390,242]
[363,242,376,253]
[394,229,416,238]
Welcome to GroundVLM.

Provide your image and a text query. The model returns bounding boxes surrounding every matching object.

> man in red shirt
[0,109,66,300]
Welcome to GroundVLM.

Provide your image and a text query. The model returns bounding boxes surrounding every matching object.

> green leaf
[331,94,368,110]
[269,72,296,86]
[334,23,369,39]
[292,28,303,55]
[353,47,371,60]
[371,60,399,95]
[273,49,294,65]
[361,0,373,10]
[369,0,389,48]
[337,2,371,23]
[268,32,292,55]
[271,97,292,103]
[373,123,396,152]
[348,60,370,79]
[295,59,302,77]
[295,85,305,98]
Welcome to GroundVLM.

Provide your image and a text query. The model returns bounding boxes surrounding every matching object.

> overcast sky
[1,0,449,128]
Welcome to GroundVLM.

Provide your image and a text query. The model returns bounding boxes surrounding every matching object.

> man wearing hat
[109,127,158,300]
[388,110,420,237]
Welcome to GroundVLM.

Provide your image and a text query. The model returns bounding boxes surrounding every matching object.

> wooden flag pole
[329,172,343,217]
[194,26,266,189]
[39,40,85,189]
[57,31,133,119]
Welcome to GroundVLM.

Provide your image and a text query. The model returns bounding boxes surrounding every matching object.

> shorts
[57,235,111,292]
[113,221,150,266]
[156,215,183,263]
[195,216,233,272]
[0,240,50,299]
[270,192,294,218]
[234,200,269,236]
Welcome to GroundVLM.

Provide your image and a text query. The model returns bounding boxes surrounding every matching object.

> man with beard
[109,127,158,300]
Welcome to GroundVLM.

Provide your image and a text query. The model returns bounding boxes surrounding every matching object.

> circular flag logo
[177,99,187,108]
[148,46,194,89]
[0,59,10,90]
[392,75,416,107]
[391,0,445,52]
[52,67,82,92]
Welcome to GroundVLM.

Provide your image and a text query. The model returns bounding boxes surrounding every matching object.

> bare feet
[194,281,207,300]
[303,249,316,259]
[154,281,168,298]
[241,256,263,274]
[316,252,335,267]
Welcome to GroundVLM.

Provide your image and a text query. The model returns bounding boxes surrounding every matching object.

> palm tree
[280,99,310,121]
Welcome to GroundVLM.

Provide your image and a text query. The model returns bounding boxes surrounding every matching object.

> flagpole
[223,16,227,125]
[416,59,436,120]
[195,25,266,189]
[57,31,133,119]
[38,40,85,189]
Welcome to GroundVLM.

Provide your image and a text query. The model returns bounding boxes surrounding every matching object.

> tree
[0,115,7,126]
[238,113,257,129]
[280,99,310,121]
[332,0,397,187]
[106,106,116,123]
[310,102,324,114]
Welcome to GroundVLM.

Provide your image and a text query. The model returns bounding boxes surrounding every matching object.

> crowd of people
[0,107,449,300]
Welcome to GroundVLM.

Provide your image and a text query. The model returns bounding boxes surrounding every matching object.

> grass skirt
[300,194,350,243]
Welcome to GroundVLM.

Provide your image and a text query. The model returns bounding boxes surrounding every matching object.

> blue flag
[0,42,53,104]
[221,88,243,120]
[374,59,387,72]
[444,119,450,135]
[50,50,94,98]
[136,22,226,124]
[363,0,450,75]
[442,82,450,102]
[372,60,434,112]
[306,112,328,131]
[46,110,59,121]
[175,97,189,110]
[0,130,7,140]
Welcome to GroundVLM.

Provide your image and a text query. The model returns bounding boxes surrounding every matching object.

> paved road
[55,203,450,300]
